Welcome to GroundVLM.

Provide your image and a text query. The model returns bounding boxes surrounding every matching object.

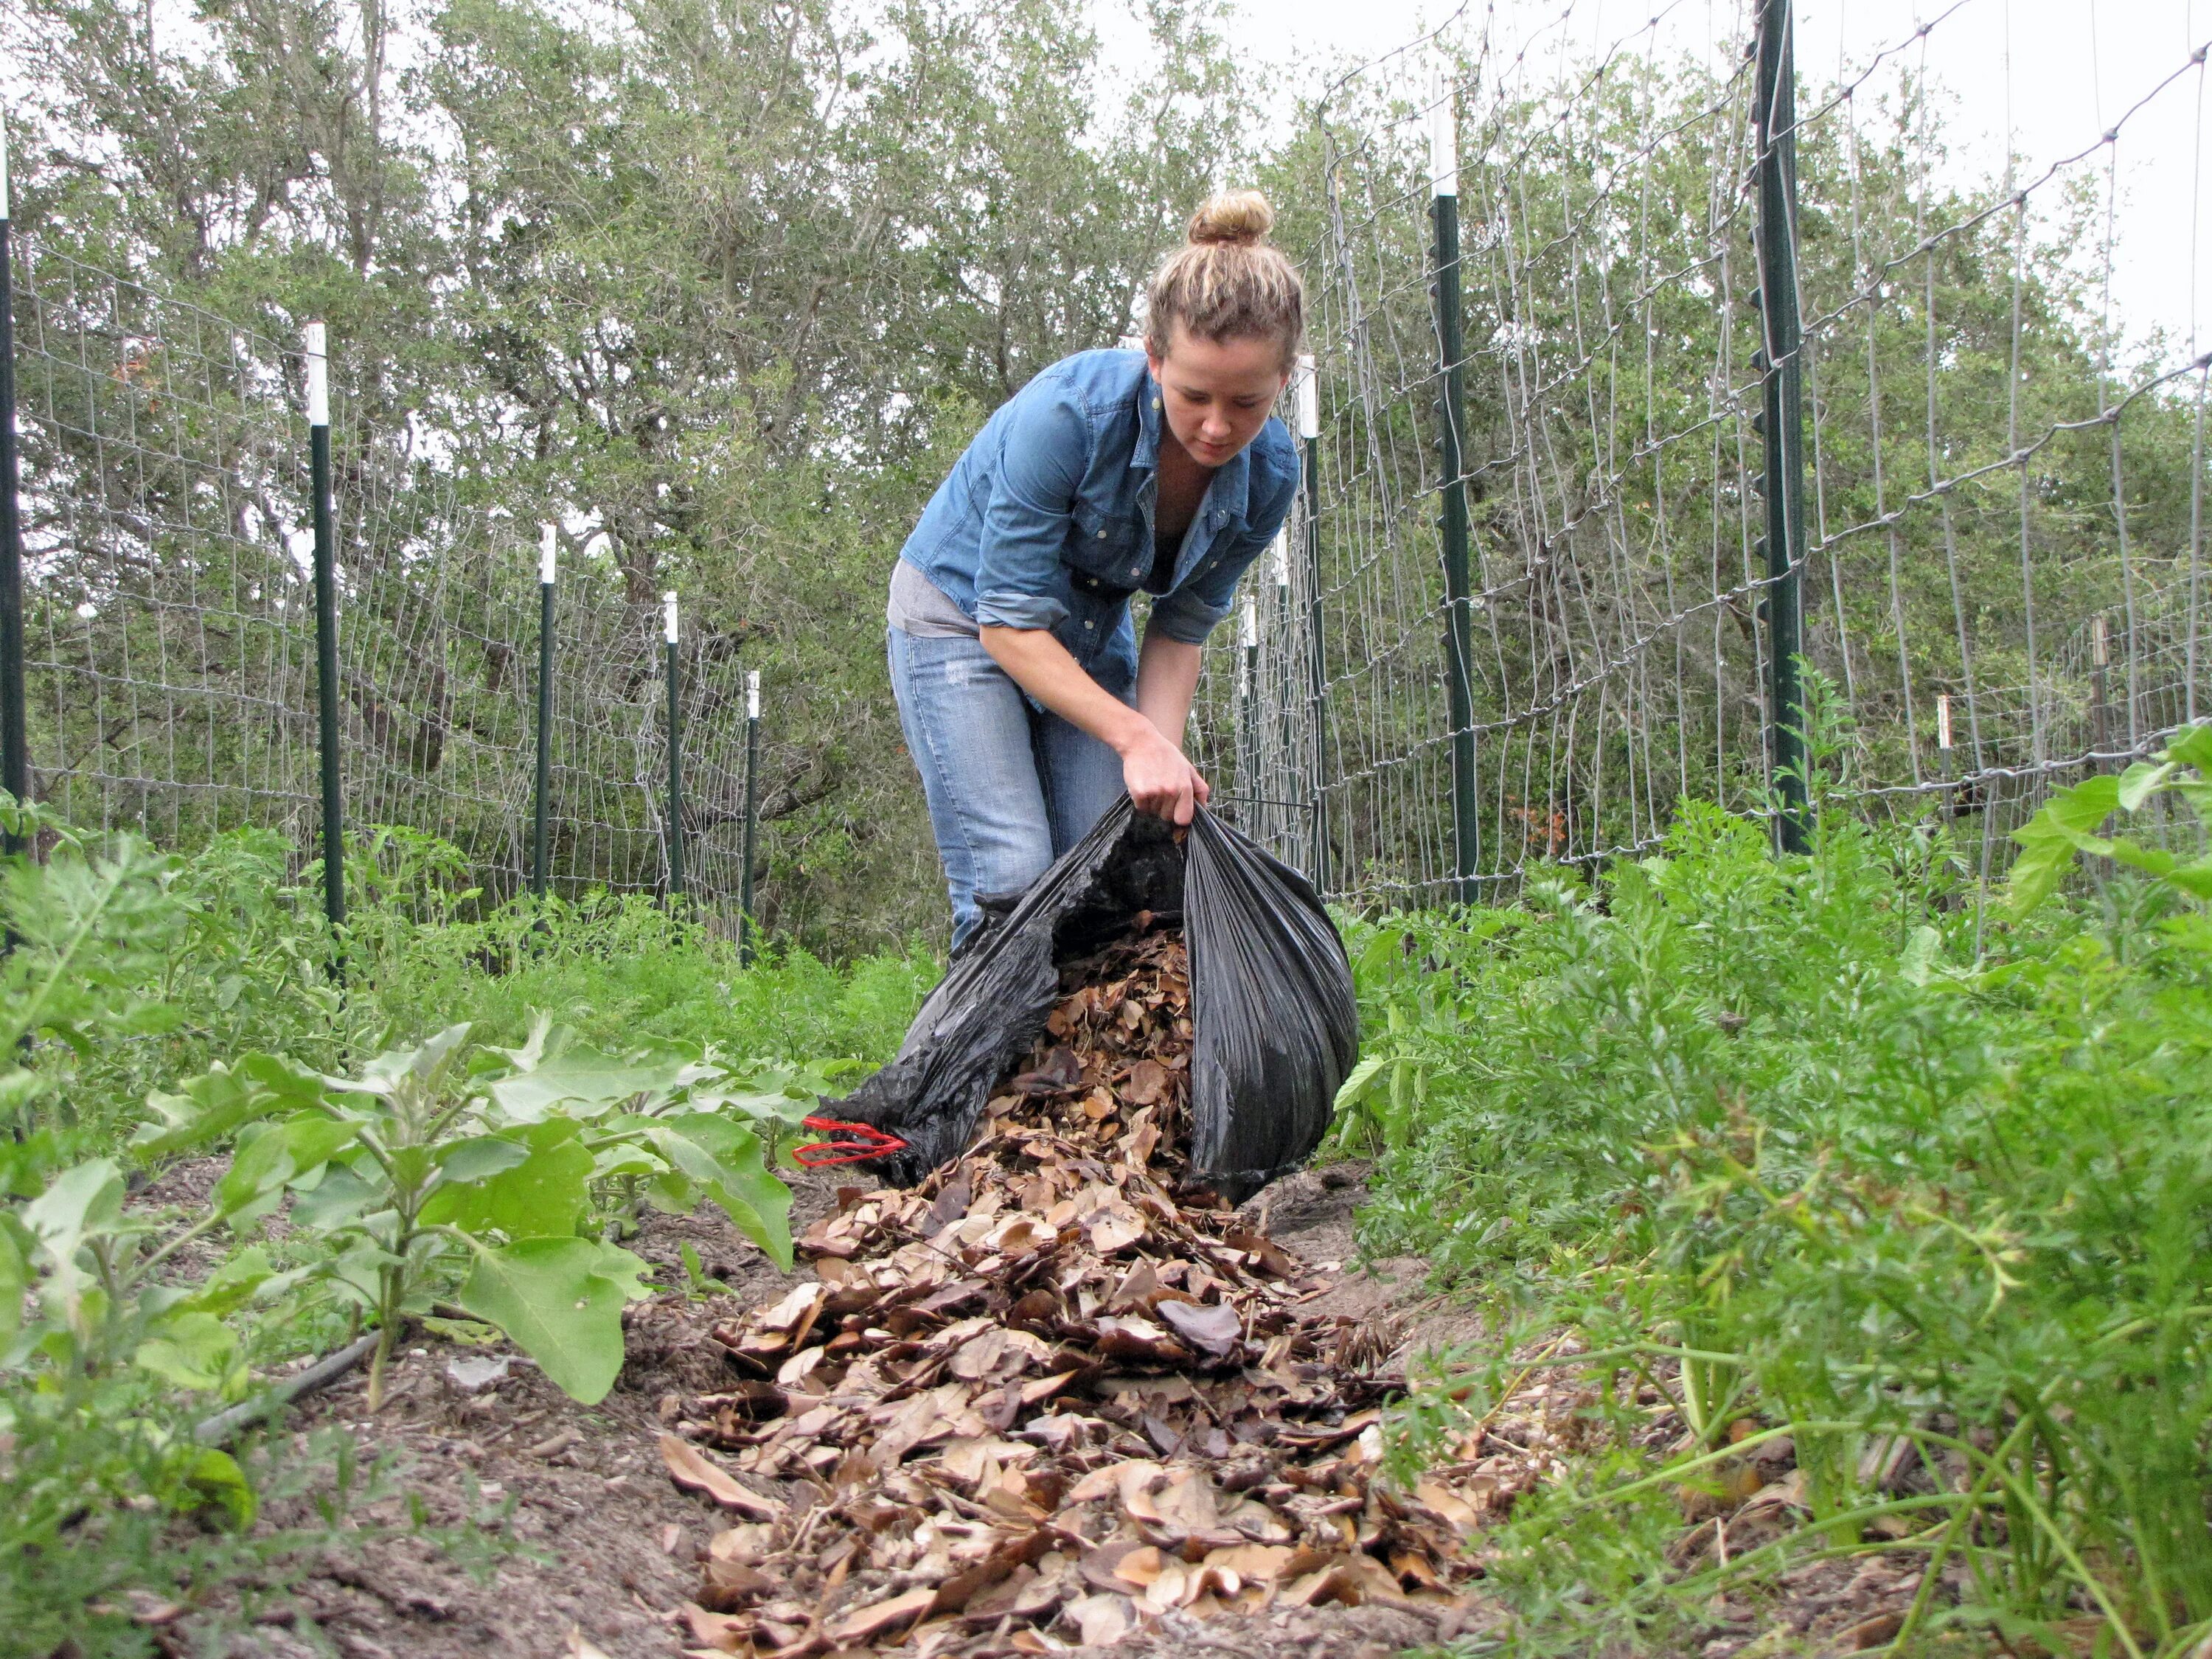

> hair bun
[1187,190,1275,248]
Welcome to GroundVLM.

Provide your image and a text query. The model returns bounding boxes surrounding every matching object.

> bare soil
[151,1168,1949,1659]
[156,1162,1487,1659]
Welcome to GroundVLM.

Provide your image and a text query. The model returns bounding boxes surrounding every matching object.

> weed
[1357,728,2212,1655]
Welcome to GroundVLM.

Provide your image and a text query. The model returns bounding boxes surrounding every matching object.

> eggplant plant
[134,1020,799,1408]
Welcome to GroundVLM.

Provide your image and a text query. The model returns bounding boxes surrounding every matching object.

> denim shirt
[897,348,1300,696]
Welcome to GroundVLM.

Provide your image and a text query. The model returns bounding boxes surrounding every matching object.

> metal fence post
[663,591,684,906]
[2089,614,2112,766]
[0,118,28,855]
[305,322,346,958]
[1430,74,1479,903]
[1236,593,1259,823]
[1754,0,1809,852]
[532,524,555,899]
[1294,352,1329,891]
[1937,693,1955,819]
[740,669,760,964]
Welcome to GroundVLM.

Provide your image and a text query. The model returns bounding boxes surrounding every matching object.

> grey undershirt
[886,558,981,639]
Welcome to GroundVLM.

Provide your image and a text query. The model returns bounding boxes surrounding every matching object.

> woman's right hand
[1121,725,1210,826]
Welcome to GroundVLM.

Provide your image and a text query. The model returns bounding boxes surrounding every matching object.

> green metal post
[1295,353,1330,892]
[740,669,760,964]
[1755,0,1809,852]
[1430,80,1479,902]
[0,120,29,852]
[663,591,685,907]
[306,323,346,962]
[532,524,555,900]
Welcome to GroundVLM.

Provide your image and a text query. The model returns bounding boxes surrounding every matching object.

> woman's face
[1147,324,1292,467]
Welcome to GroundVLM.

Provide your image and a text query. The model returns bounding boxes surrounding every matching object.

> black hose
[192,1333,379,1447]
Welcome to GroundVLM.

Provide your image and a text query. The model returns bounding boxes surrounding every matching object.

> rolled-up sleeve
[1147,450,1299,645]
[1148,551,1250,644]
[973,392,1088,633]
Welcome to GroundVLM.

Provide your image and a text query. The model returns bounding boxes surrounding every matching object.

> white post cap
[2091,613,2109,667]
[1430,71,1459,199]
[539,523,557,584]
[1238,593,1258,650]
[746,669,760,720]
[1,108,11,223]
[305,321,329,426]
[1272,529,1290,588]
[1937,693,1952,752]
[1294,353,1318,440]
[662,590,678,644]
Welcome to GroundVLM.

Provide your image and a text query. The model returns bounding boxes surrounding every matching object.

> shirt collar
[1133,369,1164,472]
[1134,369,1258,525]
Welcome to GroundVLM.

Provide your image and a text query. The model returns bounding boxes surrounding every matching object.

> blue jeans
[887,626,1127,950]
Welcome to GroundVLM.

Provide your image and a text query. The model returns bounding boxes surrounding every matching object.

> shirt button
[1084,620,1095,630]
[1096,529,1106,538]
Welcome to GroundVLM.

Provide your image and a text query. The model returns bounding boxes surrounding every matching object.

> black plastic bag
[830,799,1358,1202]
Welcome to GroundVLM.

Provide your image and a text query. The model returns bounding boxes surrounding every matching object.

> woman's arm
[979,626,1209,825]
[1134,631,1205,768]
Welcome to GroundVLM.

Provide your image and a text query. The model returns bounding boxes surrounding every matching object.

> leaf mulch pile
[655,914,1534,1658]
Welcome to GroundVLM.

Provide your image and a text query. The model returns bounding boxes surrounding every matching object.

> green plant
[2010,722,2212,916]
[0,803,191,1147]
[1360,788,2212,1658]
[136,1020,799,1408]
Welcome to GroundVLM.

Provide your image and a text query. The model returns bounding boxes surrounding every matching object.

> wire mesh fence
[10,238,764,928]
[6,0,2210,933]
[1194,0,2212,908]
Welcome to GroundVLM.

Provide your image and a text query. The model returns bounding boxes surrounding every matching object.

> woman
[888,191,1304,949]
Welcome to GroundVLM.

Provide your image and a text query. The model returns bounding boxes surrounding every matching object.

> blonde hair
[1143,191,1304,371]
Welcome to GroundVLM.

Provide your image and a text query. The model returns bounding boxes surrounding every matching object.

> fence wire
[14,241,759,923]
[10,0,2211,931]
[1197,0,2212,907]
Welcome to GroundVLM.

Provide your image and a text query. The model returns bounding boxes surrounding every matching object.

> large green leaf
[2163,721,2212,773]
[134,1310,242,1393]
[133,1052,324,1157]
[454,1236,649,1403]
[2009,775,2122,915]
[214,1114,360,1224]
[486,1037,706,1124]
[644,1114,793,1267]
[178,1446,256,1528]
[21,1158,126,1329]
[325,1024,474,1101]
[288,1161,380,1232]
[420,1120,594,1239]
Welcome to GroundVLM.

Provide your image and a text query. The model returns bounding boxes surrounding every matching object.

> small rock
[445,1355,513,1394]
[1846,1612,1906,1650]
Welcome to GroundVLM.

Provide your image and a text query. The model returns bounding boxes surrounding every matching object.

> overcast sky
[1102,0,2212,368]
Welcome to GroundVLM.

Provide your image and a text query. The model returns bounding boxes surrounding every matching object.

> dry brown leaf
[1121,1060,1169,1105]
[1111,1545,1167,1587]
[824,1586,938,1645]
[661,1435,784,1520]
[1065,1592,1138,1647]
[1202,1543,1295,1582]
[1415,1480,1482,1533]
[678,1602,754,1652]
[1157,1299,1242,1356]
